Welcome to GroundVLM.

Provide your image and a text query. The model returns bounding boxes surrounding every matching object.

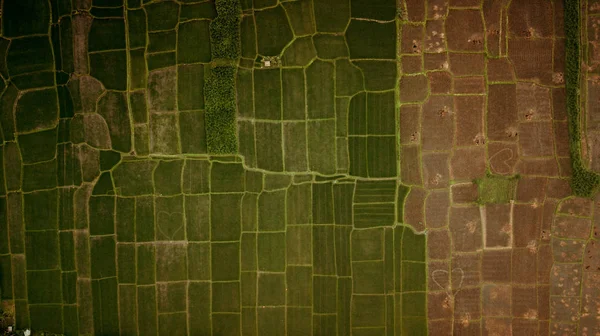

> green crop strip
[565,0,600,197]
[205,0,241,154]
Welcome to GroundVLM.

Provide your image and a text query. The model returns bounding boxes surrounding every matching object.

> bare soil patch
[404,186,427,232]
[451,183,479,204]
[421,95,454,151]
[516,83,552,121]
[428,71,452,94]
[425,189,450,228]
[400,105,420,145]
[487,84,518,142]
[454,76,484,94]
[445,9,484,51]
[481,249,511,282]
[449,206,482,252]
[512,204,542,247]
[484,204,511,248]
[516,176,547,203]
[487,142,519,175]
[450,146,486,181]
[508,38,553,85]
[486,58,515,82]
[454,96,484,147]
[422,151,450,189]
[449,52,485,75]
[400,145,423,185]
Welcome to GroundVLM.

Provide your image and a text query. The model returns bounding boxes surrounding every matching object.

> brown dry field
[403,0,600,334]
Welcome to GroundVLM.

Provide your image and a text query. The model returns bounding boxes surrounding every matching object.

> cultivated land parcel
[0,0,600,335]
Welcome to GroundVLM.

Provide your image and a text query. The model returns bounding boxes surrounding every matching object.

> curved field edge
[565,0,600,197]
[205,0,241,154]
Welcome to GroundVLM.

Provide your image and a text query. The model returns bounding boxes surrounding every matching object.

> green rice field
[0,0,599,335]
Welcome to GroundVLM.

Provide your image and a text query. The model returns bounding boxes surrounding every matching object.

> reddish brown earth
[400,1,600,334]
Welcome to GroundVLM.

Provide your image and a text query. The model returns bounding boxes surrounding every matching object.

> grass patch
[565,0,600,197]
[474,173,519,205]
[210,0,241,60]
[205,66,238,153]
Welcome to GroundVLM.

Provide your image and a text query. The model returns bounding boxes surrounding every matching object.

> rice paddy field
[0,0,600,335]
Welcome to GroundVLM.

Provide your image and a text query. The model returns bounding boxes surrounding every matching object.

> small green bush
[565,0,600,197]
[205,66,238,153]
[571,165,600,197]
[210,0,241,59]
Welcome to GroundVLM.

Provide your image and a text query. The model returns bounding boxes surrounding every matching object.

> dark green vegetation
[205,0,241,154]
[0,0,431,334]
[226,0,425,332]
[237,0,398,178]
[346,20,397,59]
[1,143,426,335]
[205,66,238,153]
[565,0,600,197]
[210,0,242,60]
[255,5,294,56]
[2,0,50,37]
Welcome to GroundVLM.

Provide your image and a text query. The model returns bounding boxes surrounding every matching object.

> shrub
[205,0,242,154]
[210,0,241,59]
[205,66,238,153]
[564,0,600,197]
